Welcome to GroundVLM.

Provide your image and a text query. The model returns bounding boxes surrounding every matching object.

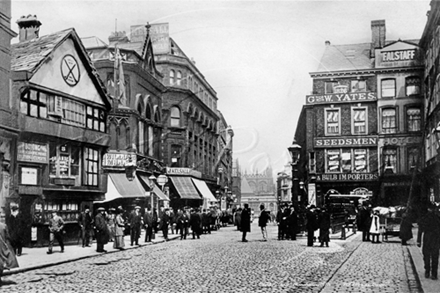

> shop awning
[96,173,145,203]
[137,175,170,201]
[170,176,202,200]
[191,178,218,202]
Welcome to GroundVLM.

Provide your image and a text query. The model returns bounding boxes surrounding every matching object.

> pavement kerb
[3,234,180,276]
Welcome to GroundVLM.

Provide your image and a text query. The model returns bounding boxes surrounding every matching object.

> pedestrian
[241,203,251,242]
[78,206,93,247]
[234,208,242,231]
[143,207,154,243]
[258,204,270,241]
[169,209,176,234]
[276,206,284,240]
[129,206,143,246]
[153,208,159,233]
[114,206,125,249]
[6,205,25,256]
[47,210,65,254]
[161,208,170,240]
[287,205,298,240]
[0,215,19,286]
[202,209,211,234]
[306,205,318,247]
[107,208,116,242]
[177,208,189,240]
[318,207,331,247]
[399,210,413,246]
[94,207,109,253]
[358,202,372,242]
[369,210,381,244]
[417,204,440,280]
[189,208,201,239]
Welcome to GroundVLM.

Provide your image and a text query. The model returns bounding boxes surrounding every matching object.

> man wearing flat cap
[129,206,143,246]
[94,207,109,253]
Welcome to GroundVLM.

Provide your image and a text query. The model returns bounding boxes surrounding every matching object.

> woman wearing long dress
[369,210,381,243]
[114,208,125,250]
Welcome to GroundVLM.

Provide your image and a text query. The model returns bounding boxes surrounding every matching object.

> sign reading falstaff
[315,136,377,148]
[317,173,379,182]
[306,92,376,105]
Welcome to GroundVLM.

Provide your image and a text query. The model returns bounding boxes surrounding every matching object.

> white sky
[11,0,431,176]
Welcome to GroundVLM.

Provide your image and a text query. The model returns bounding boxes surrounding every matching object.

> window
[352,108,367,134]
[351,80,366,92]
[382,108,397,134]
[176,71,182,86]
[49,143,81,185]
[86,107,106,132]
[341,149,351,172]
[381,79,396,98]
[309,152,316,173]
[84,147,99,186]
[407,147,419,172]
[188,76,192,90]
[407,107,421,132]
[169,70,175,85]
[138,121,144,154]
[170,106,181,127]
[354,149,367,172]
[383,148,397,174]
[325,108,340,135]
[325,81,337,94]
[148,126,153,156]
[406,76,421,96]
[326,149,340,173]
[146,104,152,120]
[20,89,48,118]
[171,145,182,167]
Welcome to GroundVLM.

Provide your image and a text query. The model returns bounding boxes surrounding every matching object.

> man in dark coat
[94,207,109,253]
[318,208,331,247]
[241,204,251,242]
[202,209,211,234]
[417,204,440,280]
[306,205,318,247]
[358,203,372,242]
[399,210,413,245]
[129,206,143,246]
[189,208,202,239]
[78,206,93,248]
[287,205,298,241]
[6,205,25,256]
[143,207,154,242]
[258,204,270,241]
[160,208,170,240]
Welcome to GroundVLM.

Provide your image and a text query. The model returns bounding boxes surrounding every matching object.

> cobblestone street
[1,223,419,293]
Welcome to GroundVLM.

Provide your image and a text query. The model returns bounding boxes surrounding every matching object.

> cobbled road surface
[2,222,418,293]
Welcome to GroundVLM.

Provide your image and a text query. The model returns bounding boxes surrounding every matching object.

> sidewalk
[406,226,439,293]
[3,229,180,276]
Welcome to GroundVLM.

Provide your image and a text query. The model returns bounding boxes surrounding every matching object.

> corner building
[296,20,423,207]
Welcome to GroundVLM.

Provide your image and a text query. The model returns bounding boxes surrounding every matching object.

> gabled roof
[11,28,111,109]
[316,43,373,73]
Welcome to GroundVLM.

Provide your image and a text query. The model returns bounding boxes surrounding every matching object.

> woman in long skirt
[113,207,125,250]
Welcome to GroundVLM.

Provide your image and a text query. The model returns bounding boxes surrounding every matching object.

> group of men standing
[276,204,298,241]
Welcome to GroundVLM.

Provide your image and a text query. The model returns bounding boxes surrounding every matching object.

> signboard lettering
[17,142,48,163]
[382,136,422,146]
[306,92,376,105]
[316,173,378,182]
[315,137,377,148]
[166,167,202,178]
[103,153,136,167]
[382,50,415,62]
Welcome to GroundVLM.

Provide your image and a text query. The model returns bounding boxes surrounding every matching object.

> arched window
[170,69,175,85]
[170,106,181,127]
[146,103,152,120]
[137,103,142,116]
[176,71,182,86]
[154,105,160,123]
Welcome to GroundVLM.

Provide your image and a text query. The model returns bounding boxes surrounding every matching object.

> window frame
[169,69,175,85]
[325,107,341,136]
[381,107,397,134]
[381,78,396,98]
[405,76,421,96]
[170,106,181,127]
[84,147,99,186]
[406,106,421,132]
[383,147,398,174]
[325,81,338,94]
[351,106,368,135]
[326,148,369,173]
[350,80,367,93]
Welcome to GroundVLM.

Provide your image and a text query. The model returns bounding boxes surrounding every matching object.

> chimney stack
[371,19,386,57]
[325,40,331,46]
[17,15,41,42]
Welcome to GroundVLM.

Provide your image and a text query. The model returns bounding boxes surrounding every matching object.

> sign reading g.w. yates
[306,92,376,105]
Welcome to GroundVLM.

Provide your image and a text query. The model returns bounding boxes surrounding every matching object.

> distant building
[241,167,277,216]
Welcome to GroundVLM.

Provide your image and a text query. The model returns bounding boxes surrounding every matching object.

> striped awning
[170,176,201,200]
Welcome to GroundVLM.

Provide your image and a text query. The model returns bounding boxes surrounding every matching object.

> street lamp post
[149,174,157,211]
[288,139,302,209]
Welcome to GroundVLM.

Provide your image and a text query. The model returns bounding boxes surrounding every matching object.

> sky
[11,0,432,177]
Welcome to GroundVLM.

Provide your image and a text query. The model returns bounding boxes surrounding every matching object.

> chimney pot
[371,19,386,57]
[17,14,42,42]
[325,40,331,46]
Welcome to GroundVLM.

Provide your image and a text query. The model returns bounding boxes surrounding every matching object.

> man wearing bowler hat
[129,206,143,246]
[94,207,109,253]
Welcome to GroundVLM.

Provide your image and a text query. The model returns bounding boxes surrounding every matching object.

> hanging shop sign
[102,153,136,168]
[316,173,378,182]
[315,136,377,148]
[166,167,201,178]
[306,92,376,105]
[17,142,48,164]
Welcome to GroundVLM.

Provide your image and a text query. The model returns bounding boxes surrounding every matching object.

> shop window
[326,149,340,173]
[354,149,367,172]
[352,107,367,134]
[325,81,338,94]
[406,76,421,96]
[382,108,397,134]
[341,150,351,173]
[325,108,340,135]
[407,107,421,132]
[84,147,99,186]
[351,80,366,92]
[170,106,181,127]
[44,202,80,222]
[381,79,396,98]
[49,143,81,186]
[383,148,397,174]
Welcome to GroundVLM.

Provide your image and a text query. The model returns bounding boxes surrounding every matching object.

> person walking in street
[177,208,189,240]
[241,203,251,242]
[94,207,109,253]
[234,208,242,232]
[417,204,440,280]
[276,206,285,240]
[202,209,211,234]
[287,205,298,241]
[358,202,372,242]
[143,207,154,242]
[0,215,19,286]
[306,205,318,247]
[258,204,270,241]
[114,207,125,250]
[161,208,170,241]
[369,210,381,244]
[190,208,202,239]
[78,206,93,248]
[318,207,331,247]
[6,205,25,256]
[129,206,143,246]
[107,208,116,242]
[153,208,159,234]
[399,210,413,246]
[47,210,65,254]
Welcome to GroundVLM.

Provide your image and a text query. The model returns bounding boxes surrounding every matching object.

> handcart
[381,216,402,242]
